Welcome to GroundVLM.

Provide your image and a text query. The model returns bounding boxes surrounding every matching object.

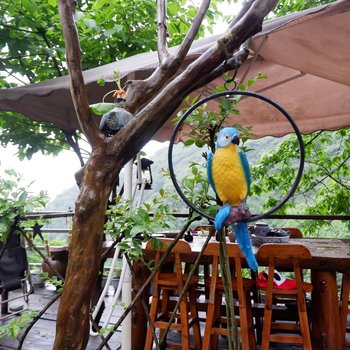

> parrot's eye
[225,135,229,139]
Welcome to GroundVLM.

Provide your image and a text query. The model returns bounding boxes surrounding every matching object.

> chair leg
[239,306,251,350]
[176,295,189,350]
[297,296,312,350]
[159,289,170,341]
[204,265,210,298]
[246,292,257,350]
[340,272,350,348]
[1,291,9,314]
[145,295,160,350]
[238,292,256,350]
[211,291,222,350]
[261,298,273,350]
[202,299,216,350]
[189,288,202,349]
[252,289,262,344]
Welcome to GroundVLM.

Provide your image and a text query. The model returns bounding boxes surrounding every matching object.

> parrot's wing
[239,150,251,193]
[206,152,217,195]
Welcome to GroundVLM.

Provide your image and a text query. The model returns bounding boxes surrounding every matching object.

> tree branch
[116,0,277,159]
[38,28,63,77]
[189,41,250,91]
[63,130,85,167]
[157,0,169,63]
[58,0,103,147]
[175,0,211,62]
[228,0,256,30]
[126,0,211,112]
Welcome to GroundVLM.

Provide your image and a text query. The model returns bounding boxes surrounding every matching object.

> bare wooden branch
[126,0,210,112]
[157,0,169,63]
[58,0,103,147]
[190,42,250,91]
[118,0,278,157]
[175,0,211,62]
[229,0,256,29]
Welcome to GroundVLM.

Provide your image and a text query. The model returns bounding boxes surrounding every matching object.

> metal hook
[222,57,239,91]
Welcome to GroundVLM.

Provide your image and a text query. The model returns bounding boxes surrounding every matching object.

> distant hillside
[46,185,80,212]
[43,134,348,238]
[45,136,281,224]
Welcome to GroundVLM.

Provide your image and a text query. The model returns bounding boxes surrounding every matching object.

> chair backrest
[145,238,191,292]
[257,243,311,291]
[275,227,303,239]
[257,243,311,260]
[0,234,28,291]
[145,238,191,254]
[192,225,215,235]
[203,242,249,305]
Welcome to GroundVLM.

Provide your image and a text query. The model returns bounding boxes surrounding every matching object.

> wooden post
[311,270,342,350]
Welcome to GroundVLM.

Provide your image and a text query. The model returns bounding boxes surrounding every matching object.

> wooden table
[132,236,350,350]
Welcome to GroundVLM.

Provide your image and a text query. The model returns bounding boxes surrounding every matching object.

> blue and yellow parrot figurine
[207,127,258,271]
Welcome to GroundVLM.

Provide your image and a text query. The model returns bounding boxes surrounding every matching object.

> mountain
[44,137,279,225]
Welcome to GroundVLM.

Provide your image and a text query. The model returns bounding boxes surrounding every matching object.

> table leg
[132,261,151,350]
[311,270,342,350]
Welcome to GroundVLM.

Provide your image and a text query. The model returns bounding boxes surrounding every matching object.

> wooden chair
[277,227,303,239]
[256,243,313,350]
[340,271,350,348]
[202,242,257,350]
[144,238,201,350]
[190,225,215,299]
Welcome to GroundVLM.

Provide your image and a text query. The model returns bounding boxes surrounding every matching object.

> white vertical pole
[121,160,133,350]
[123,159,133,201]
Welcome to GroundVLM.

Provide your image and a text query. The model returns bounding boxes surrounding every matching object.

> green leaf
[89,103,115,115]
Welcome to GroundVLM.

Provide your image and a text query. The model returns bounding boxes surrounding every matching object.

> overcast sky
[0,141,168,201]
[0,1,239,201]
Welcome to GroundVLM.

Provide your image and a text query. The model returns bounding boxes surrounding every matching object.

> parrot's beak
[232,135,240,145]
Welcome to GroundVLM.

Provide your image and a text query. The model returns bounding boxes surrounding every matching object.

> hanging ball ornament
[99,107,133,136]
[98,90,133,137]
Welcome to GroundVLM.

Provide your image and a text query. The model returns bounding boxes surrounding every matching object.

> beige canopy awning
[0,0,349,140]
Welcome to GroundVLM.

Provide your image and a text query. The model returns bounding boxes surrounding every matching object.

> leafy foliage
[0,310,38,339]
[0,113,69,159]
[104,189,178,261]
[250,128,350,236]
[174,74,266,153]
[40,271,64,292]
[273,0,336,17]
[171,70,349,237]
[0,169,48,241]
[0,0,229,159]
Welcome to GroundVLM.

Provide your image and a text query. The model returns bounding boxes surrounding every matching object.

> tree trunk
[53,150,118,350]
[54,1,278,348]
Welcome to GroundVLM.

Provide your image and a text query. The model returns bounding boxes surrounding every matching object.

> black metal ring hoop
[168,90,305,223]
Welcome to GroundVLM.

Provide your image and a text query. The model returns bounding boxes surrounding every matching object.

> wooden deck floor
[0,284,122,350]
[0,282,347,350]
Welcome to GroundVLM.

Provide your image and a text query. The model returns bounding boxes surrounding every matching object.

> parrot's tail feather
[231,222,259,271]
[214,205,231,231]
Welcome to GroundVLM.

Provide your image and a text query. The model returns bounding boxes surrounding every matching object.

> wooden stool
[340,271,350,348]
[257,243,313,350]
[144,238,201,350]
[202,242,257,350]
